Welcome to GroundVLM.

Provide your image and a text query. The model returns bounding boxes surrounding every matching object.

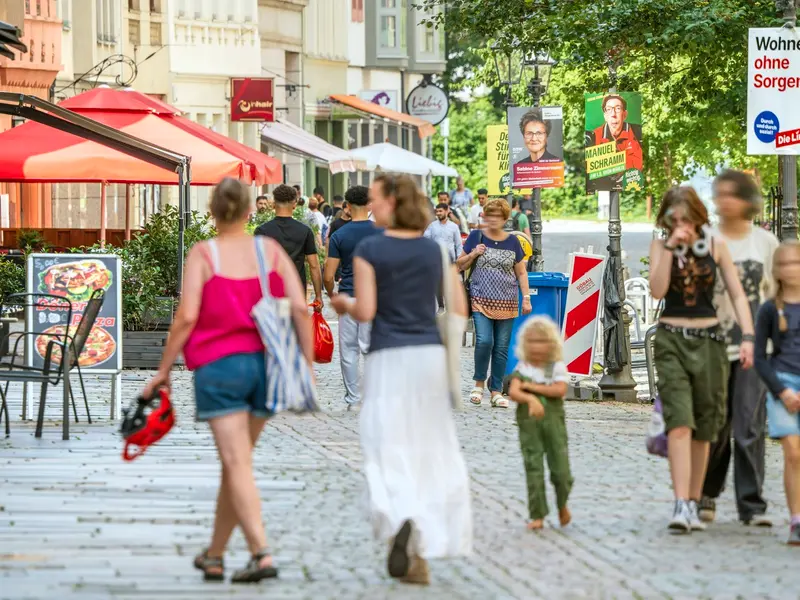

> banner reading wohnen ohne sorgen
[748,28,800,155]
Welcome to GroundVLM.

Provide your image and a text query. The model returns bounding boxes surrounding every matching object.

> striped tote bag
[251,238,319,414]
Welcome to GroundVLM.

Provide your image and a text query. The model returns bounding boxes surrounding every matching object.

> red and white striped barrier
[561,253,606,377]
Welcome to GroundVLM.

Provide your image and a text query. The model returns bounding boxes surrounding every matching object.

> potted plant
[0,254,25,359]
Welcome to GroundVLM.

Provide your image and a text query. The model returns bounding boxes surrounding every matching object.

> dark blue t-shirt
[328,220,382,295]
[354,235,443,353]
[775,303,800,375]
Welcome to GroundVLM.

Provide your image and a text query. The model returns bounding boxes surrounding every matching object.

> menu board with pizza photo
[26,254,122,373]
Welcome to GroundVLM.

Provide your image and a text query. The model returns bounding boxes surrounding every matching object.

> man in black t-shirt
[314,186,334,220]
[254,184,323,308]
[328,201,351,240]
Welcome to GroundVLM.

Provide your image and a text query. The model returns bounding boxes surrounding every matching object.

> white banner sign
[747,27,800,155]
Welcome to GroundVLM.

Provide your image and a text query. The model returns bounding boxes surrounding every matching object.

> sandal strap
[253,548,271,561]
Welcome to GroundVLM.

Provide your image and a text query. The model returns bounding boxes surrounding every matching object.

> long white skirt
[360,344,473,559]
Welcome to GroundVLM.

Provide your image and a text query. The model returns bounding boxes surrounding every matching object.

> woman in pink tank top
[142,179,313,583]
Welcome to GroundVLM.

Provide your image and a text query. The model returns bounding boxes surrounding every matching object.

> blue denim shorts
[766,371,800,439]
[193,352,270,421]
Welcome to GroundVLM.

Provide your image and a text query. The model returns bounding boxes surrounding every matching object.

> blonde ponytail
[770,241,800,332]
[777,281,788,332]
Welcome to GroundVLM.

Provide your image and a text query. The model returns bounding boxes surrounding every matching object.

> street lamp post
[491,43,526,217]
[524,54,555,272]
[779,0,799,241]
[597,58,638,403]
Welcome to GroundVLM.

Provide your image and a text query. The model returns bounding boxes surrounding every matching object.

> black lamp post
[491,41,526,216]
[523,52,555,272]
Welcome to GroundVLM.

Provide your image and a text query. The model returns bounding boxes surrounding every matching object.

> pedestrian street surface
[2,340,799,599]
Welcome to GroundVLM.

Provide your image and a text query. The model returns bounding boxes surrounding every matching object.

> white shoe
[469,387,483,406]
[490,393,509,408]
[687,500,707,531]
[744,513,773,528]
[668,500,691,534]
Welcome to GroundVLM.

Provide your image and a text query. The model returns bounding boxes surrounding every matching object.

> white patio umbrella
[349,142,458,177]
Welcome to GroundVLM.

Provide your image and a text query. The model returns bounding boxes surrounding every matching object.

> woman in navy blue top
[331,174,473,585]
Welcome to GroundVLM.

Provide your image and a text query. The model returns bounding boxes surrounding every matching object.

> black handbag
[462,232,483,306]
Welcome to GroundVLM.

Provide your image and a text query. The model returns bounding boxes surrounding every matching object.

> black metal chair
[0,290,105,439]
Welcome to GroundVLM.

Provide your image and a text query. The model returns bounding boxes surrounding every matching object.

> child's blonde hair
[514,316,563,364]
[771,240,800,332]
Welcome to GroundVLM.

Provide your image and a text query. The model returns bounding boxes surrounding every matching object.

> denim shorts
[193,352,270,421]
[766,371,800,439]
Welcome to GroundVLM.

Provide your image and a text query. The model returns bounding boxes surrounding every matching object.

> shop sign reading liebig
[230,78,275,122]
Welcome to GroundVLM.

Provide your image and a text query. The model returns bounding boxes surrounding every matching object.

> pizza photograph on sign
[27,254,122,373]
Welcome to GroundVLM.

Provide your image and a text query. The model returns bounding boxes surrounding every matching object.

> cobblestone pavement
[2,323,799,599]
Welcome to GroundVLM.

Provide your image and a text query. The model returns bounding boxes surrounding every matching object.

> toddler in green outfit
[508,316,574,530]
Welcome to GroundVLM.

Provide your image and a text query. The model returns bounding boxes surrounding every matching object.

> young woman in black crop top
[648,186,755,534]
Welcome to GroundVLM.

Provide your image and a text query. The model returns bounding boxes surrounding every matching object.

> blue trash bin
[504,272,569,375]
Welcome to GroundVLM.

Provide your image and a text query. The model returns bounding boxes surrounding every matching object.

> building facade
[258,0,307,188]
[297,0,446,196]
[0,0,63,230]
[0,0,447,235]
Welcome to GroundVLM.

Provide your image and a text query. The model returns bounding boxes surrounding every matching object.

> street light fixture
[491,41,527,251]
[523,51,556,272]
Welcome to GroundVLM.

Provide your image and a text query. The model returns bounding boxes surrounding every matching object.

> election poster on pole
[584,92,644,193]
[486,125,532,196]
[747,28,800,154]
[508,106,565,189]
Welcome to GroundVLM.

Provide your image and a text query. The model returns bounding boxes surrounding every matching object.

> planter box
[123,331,184,370]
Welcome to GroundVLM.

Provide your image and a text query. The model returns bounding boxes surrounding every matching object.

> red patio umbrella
[60,88,282,186]
[0,87,283,243]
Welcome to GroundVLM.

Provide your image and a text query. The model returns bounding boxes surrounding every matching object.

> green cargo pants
[516,398,573,521]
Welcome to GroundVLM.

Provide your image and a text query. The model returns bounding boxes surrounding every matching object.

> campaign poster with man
[508,106,565,189]
[584,92,644,193]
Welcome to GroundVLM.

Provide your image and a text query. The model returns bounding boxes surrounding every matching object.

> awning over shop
[261,119,367,174]
[328,94,436,139]
[348,143,457,177]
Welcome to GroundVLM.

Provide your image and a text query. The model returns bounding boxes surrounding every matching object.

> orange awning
[328,94,436,139]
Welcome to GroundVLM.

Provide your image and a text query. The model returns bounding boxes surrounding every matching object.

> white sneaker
[687,500,707,531]
[744,513,773,528]
[668,500,691,534]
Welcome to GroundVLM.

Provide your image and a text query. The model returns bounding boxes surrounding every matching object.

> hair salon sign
[230,77,275,122]
[405,82,449,125]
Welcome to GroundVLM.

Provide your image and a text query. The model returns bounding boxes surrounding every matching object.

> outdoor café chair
[0,290,105,439]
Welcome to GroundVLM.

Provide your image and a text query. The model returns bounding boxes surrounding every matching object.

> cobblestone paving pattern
[2,331,799,599]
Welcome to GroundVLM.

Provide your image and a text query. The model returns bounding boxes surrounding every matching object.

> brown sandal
[231,549,278,583]
[193,548,224,582]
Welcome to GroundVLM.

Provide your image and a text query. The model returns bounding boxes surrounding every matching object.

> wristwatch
[664,241,677,251]
[742,334,755,343]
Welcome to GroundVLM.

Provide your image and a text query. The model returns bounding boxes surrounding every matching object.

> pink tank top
[183,239,283,370]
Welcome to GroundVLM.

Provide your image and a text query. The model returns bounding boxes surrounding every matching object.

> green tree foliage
[420,0,783,213]
[431,96,504,192]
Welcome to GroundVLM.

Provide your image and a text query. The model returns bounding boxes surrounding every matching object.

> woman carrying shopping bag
[143,179,314,582]
[331,173,472,585]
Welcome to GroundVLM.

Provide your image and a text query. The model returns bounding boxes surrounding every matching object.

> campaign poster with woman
[509,106,565,189]
[584,92,644,193]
